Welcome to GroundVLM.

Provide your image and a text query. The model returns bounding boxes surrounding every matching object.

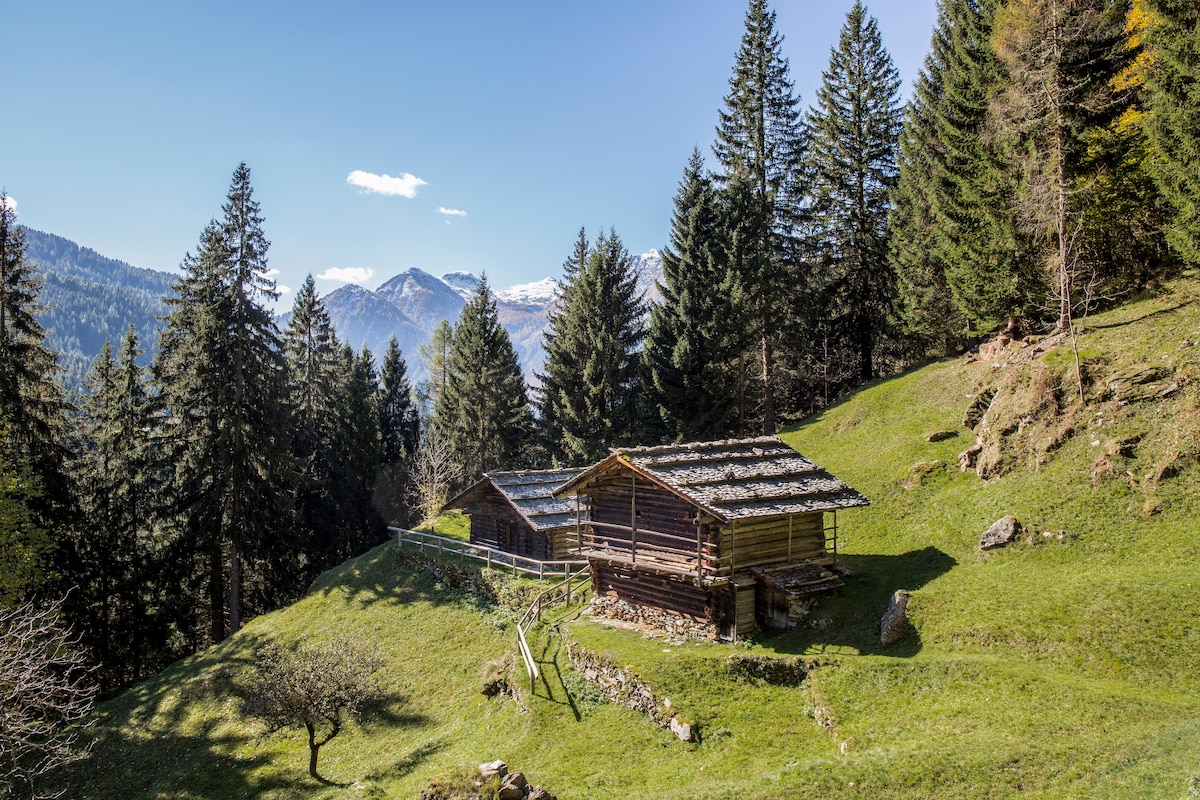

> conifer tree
[435,279,532,486]
[374,336,419,526]
[282,275,344,581]
[888,0,972,356]
[538,229,645,464]
[987,0,1132,330]
[417,320,453,418]
[154,163,294,641]
[537,229,590,460]
[378,336,419,467]
[78,327,162,687]
[1145,0,1200,265]
[713,0,805,433]
[805,1,903,386]
[644,151,738,442]
[0,194,73,538]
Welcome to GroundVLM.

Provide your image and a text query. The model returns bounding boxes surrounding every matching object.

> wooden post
[487,549,492,569]
[787,514,793,562]
[630,473,638,565]
[696,518,704,581]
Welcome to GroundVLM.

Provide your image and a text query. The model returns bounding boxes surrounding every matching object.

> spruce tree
[417,320,453,417]
[644,151,738,442]
[154,163,294,641]
[1145,0,1200,265]
[374,336,419,526]
[537,229,591,461]
[538,229,645,464]
[0,194,72,538]
[282,275,343,581]
[378,336,419,467]
[78,327,163,687]
[805,1,903,386]
[435,279,532,486]
[713,0,805,433]
[888,0,971,356]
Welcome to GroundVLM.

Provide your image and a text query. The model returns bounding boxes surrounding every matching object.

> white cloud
[346,170,427,198]
[265,268,281,277]
[317,267,375,283]
[437,207,467,217]
[0,195,16,213]
[277,284,293,296]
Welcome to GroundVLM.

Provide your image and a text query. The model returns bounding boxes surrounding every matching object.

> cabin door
[715,591,735,641]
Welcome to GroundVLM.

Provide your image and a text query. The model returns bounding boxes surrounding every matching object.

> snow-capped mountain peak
[440,271,481,301]
[496,277,559,307]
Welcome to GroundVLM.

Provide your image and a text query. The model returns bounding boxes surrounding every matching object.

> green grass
[67,280,1200,799]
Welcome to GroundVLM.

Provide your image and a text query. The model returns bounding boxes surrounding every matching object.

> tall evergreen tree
[282,275,344,581]
[435,279,532,486]
[78,327,163,688]
[154,163,294,642]
[538,229,645,464]
[988,0,1133,329]
[374,336,419,527]
[805,1,903,386]
[644,151,738,442]
[0,194,73,543]
[1145,0,1200,265]
[713,0,805,433]
[378,336,419,467]
[889,0,973,356]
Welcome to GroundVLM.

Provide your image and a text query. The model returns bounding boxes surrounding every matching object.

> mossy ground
[65,280,1200,799]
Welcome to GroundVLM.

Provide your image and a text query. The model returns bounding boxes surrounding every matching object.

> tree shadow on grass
[756,546,957,658]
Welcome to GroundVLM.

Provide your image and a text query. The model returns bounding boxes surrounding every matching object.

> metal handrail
[390,527,587,578]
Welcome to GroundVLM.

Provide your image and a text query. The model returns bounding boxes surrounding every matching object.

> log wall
[467,494,550,561]
[718,512,826,572]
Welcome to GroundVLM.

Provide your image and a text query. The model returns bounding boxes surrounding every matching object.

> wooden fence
[516,564,592,692]
[390,527,588,579]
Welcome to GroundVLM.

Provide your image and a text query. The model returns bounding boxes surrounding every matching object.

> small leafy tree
[246,637,383,780]
[0,598,96,799]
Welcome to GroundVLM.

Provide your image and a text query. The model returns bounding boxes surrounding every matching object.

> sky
[6,1,938,306]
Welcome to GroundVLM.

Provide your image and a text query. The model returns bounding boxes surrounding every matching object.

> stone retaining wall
[563,638,697,742]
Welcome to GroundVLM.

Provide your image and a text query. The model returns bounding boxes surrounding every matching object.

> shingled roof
[444,468,583,531]
[553,436,868,522]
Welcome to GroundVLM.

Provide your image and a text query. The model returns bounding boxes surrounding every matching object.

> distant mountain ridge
[22,228,176,388]
[323,249,664,385]
[19,226,664,392]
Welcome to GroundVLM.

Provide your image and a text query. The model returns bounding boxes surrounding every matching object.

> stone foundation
[588,595,716,640]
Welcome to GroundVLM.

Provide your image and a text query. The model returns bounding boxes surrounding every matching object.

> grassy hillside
[65,280,1200,799]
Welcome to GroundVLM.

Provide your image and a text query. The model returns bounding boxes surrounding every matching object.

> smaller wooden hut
[554,436,869,639]
[443,469,584,561]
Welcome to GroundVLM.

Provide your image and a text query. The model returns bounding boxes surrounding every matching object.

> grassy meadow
[64,279,1200,799]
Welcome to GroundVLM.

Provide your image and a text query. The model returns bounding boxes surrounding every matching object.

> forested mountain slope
[22,228,175,388]
[64,278,1200,799]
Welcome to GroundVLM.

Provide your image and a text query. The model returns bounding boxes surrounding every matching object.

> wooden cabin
[553,436,869,640]
[443,469,583,560]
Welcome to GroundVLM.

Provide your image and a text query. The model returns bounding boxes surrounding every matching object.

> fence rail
[390,527,588,579]
[516,565,592,692]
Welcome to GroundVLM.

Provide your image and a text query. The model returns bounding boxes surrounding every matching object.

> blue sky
[7,1,937,305]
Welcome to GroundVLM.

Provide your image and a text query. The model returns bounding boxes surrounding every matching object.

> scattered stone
[1041,530,1068,541]
[1180,339,1192,349]
[958,442,982,472]
[925,429,957,442]
[528,788,557,800]
[670,717,694,742]
[498,771,528,800]
[479,760,507,780]
[1103,364,1172,403]
[979,516,1021,550]
[880,590,910,646]
[839,740,850,755]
